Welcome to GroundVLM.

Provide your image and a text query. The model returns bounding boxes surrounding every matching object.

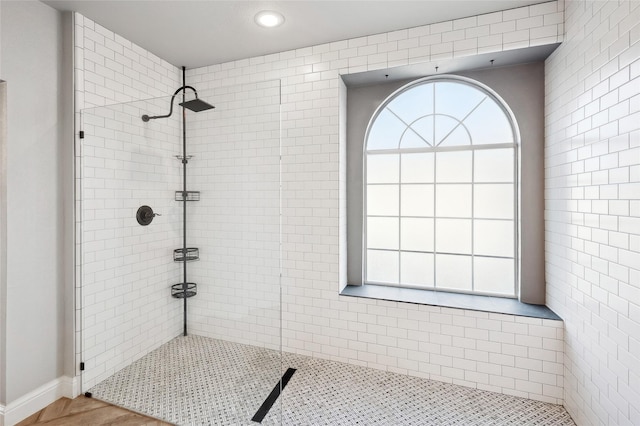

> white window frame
[362,75,521,298]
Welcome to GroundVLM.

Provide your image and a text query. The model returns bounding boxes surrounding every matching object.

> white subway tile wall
[74,1,570,404]
[187,1,566,404]
[80,99,183,390]
[75,14,181,108]
[186,81,282,349]
[545,0,640,424]
[74,13,184,389]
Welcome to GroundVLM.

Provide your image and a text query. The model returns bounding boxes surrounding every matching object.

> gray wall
[0,80,7,407]
[346,62,546,304]
[60,10,76,387]
[0,0,74,402]
[1,2,6,407]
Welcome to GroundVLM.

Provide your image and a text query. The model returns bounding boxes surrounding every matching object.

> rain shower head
[179,98,215,113]
[142,85,215,122]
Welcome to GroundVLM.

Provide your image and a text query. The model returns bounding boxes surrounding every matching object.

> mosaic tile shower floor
[89,335,575,425]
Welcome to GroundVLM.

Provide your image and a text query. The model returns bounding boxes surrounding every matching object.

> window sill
[340,285,561,321]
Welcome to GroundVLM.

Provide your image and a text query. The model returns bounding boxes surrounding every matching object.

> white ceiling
[44,0,549,69]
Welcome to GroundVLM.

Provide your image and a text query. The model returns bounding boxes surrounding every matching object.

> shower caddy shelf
[174,247,199,262]
[175,190,200,201]
[172,126,200,307]
[171,282,197,298]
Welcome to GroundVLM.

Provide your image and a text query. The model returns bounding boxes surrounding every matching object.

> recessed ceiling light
[254,10,285,28]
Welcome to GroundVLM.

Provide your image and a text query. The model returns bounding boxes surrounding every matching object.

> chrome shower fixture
[142,85,214,122]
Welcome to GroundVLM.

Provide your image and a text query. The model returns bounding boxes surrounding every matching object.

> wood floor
[16,396,173,426]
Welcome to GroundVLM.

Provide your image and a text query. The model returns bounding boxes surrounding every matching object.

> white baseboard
[59,375,80,399]
[0,404,5,426]
[1,375,79,426]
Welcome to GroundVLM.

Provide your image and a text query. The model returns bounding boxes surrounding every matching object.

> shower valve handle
[136,205,160,226]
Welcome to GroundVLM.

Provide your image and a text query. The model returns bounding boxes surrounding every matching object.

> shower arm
[142,86,199,122]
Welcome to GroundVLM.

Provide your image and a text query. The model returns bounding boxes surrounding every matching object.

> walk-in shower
[79,74,283,424]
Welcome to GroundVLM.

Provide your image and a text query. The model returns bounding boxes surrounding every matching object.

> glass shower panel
[80,95,183,393]
[80,80,282,425]
[186,80,283,423]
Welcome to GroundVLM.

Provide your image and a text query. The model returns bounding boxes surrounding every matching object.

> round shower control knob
[136,205,160,226]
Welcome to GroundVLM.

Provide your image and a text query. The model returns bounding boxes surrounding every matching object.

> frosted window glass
[367,185,399,216]
[438,124,471,147]
[410,116,435,145]
[435,151,472,182]
[401,218,434,251]
[474,149,514,182]
[364,79,519,296]
[386,83,434,124]
[435,218,472,254]
[367,250,399,284]
[463,99,513,145]
[367,217,399,250]
[401,185,434,216]
[367,108,406,150]
[401,153,434,183]
[436,254,472,291]
[474,220,514,257]
[434,115,459,146]
[474,257,515,295]
[435,184,472,217]
[367,154,399,183]
[401,252,434,288]
[400,127,431,148]
[435,81,486,119]
[474,184,514,219]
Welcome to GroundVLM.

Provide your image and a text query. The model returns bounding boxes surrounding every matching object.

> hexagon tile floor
[89,335,575,425]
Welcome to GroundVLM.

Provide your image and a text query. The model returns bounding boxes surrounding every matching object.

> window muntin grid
[364,76,518,297]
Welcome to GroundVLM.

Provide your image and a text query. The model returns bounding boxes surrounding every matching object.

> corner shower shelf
[175,191,200,202]
[171,282,197,298]
[174,247,199,262]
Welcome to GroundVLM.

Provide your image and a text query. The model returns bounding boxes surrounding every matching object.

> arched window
[364,76,519,297]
